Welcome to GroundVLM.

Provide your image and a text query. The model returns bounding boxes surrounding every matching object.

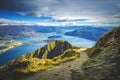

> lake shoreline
[0,33,96,66]
[0,41,24,55]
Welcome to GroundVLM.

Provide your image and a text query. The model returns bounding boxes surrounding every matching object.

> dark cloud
[0,0,58,12]
[0,0,35,11]
[0,0,120,21]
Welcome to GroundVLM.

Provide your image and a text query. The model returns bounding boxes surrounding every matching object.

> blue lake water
[0,33,96,66]
[0,46,7,50]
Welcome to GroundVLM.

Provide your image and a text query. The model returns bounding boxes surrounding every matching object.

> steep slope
[0,40,82,75]
[71,26,120,80]
[20,51,89,80]
[30,40,72,59]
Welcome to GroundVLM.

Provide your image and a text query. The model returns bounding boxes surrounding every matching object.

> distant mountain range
[0,25,114,41]
[0,25,81,40]
[65,26,113,41]
[0,25,61,40]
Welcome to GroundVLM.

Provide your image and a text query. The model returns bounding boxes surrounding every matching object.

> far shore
[0,42,24,55]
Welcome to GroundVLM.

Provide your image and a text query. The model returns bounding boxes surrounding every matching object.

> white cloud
[112,13,120,18]
[10,0,118,20]
[41,6,49,11]
[0,18,36,25]
[1,0,120,25]
[0,17,120,27]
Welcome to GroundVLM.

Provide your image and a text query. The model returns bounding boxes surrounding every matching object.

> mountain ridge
[65,26,111,41]
[0,40,83,74]
[71,26,120,80]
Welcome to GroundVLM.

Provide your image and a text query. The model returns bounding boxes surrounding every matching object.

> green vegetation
[71,26,120,80]
[86,47,101,58]
[0,42,24,54]
[0,40,86,73]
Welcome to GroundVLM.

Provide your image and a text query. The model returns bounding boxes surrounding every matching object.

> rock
[72,26,120,80]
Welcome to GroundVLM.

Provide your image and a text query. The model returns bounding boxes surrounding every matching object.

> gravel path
[23,51,89,80]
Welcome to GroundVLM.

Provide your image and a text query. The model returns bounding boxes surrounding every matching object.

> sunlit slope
[0,40,86,73]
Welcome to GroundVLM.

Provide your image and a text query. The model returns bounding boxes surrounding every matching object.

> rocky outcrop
[71,26,120,80]
[31,40,72,59]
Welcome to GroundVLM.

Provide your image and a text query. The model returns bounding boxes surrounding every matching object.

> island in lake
[48,36,62,39]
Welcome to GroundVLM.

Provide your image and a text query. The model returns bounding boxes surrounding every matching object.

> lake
[0,33,96,66]
[0,46,7,50]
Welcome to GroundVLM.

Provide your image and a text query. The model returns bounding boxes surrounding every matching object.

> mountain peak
[30,40,72,59]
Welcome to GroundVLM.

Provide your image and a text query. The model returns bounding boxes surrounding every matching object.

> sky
[0,0,120,26]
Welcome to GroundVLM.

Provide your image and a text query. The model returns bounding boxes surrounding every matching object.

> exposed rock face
[32,40,72,59]
[71,26,120,80]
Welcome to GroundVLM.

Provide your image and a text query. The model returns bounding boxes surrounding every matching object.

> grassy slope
[0,40,87,80]
[71,26,120,80]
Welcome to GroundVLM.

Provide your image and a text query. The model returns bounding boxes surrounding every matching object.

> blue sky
[0,10,53,21]
[0,0,120,26]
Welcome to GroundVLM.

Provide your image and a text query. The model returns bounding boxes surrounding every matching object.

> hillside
[0,25,59,40]
[0,40,85,80]
[65,26,111,41]
[0,26,119,80]
[71,26,120,80]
